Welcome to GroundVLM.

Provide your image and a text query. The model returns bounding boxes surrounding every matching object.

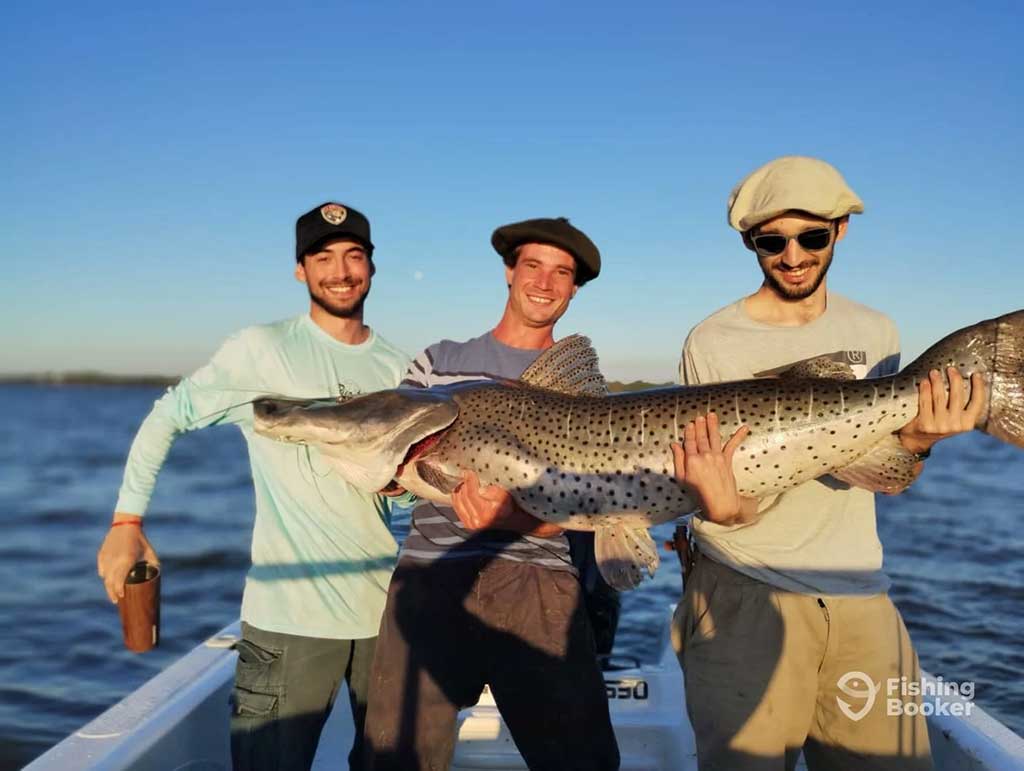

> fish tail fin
[903,310,1024,448]
[594,525,660,591]
[985,310,1024,448]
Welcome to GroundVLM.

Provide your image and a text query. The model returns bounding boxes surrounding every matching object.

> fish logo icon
[837,671,879,722]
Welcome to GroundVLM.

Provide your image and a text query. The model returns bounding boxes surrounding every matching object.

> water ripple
[1,386,1022,766]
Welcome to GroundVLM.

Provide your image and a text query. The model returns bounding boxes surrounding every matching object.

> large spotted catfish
[254,310,1024,589]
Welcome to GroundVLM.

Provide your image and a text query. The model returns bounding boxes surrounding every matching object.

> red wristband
[111,520,143,528]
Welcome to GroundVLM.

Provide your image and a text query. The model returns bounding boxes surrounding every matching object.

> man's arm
[98,332,257,603]
[679,332,710,387]
[677,335,769,526]
[400,349,434,389]
[670,413,764,527]
[404,345,558,534]
[378,481,418,510]
[898,367,986,456]
[450,471,564,538]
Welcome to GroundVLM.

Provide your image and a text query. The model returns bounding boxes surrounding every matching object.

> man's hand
[97,513,159,604]
[378,481,407,497]
[898,368,986,456]
[671,413,758,526]
[451,471,563,537]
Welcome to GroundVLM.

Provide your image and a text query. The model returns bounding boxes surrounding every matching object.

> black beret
[491,217,600,285]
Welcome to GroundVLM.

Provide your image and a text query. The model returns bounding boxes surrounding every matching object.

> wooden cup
[119,561,161,653]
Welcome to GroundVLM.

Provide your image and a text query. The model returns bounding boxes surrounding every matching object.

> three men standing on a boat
[97,159,983,771]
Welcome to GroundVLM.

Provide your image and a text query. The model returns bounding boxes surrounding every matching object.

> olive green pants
[673,556,932,770]
[230,622,376,771]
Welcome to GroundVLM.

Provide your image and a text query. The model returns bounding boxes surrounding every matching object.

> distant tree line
[0,372,180,387]
[0,373,672,391]
[606,380,671,393]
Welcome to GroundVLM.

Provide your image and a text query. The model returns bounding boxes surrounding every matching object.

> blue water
[0,384,1021,769]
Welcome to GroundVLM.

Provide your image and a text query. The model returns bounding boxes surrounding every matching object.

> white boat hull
[26,611,1024,770]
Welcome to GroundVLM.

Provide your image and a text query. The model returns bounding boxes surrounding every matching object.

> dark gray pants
[363,556,620,771]
[231,622,376,771]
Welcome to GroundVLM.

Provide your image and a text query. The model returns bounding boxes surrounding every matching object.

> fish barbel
[254,310,1024,589]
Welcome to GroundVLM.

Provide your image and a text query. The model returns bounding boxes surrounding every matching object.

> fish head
[253,388,460,492]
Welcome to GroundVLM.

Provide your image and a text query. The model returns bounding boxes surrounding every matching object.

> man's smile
[323,283,360,296]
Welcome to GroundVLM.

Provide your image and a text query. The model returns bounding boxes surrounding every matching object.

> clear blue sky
[2,0,1021,382]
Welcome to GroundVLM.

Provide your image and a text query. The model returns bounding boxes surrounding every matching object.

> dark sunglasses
[751,227,833,256]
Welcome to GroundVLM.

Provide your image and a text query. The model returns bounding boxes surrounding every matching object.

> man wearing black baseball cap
[294,202,376,321]
[295,201,374,258]
[99,201,411,771]
[364,217,620,770]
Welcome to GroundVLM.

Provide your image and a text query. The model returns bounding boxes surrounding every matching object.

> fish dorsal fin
[778,356,857,380]
[518,334,608,396]
[831,434,922,494]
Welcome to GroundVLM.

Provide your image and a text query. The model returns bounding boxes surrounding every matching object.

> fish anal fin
[594,525,660,591]
[518,334,608,396]
[831,434,921,494]
[415,461,462,495]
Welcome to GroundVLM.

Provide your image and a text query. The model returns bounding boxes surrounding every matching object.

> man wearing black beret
[364,217,620,770]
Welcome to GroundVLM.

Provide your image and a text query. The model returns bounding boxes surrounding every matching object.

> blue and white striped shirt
[399,331,575,573]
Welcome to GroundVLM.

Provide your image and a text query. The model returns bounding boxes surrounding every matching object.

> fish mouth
[395,429,447,477]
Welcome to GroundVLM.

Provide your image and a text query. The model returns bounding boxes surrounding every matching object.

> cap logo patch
[320,204,348,226]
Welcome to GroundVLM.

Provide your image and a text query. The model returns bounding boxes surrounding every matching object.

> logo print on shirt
[754,351,869,380]
[336,382,361,401]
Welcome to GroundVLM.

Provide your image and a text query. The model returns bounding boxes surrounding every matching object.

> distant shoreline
[0,373,180,387]
[0,374,670,391]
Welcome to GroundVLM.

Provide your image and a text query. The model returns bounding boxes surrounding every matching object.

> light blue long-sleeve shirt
[115,314,411,639]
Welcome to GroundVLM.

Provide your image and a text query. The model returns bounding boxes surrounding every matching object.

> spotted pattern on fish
[414,372,927,530]
[253,310,1024,588]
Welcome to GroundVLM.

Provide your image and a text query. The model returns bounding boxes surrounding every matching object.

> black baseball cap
[295,202,374,261]
[491,217,601,285]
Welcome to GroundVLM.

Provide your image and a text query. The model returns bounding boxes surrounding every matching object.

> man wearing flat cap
[669,157,980,769]
[364,217,620,770]
[98,202,411,771]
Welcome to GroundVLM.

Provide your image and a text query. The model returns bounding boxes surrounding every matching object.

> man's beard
[309,282,370,319]
[760,251,833,300]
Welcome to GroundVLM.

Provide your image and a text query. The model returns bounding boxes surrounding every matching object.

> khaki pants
[673,556,932,771]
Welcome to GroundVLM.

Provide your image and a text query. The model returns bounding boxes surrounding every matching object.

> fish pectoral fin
[831,434,921,494]
[415,461,462,495]
[594,525,660,591]
[322,455,396,493]
[517,334,608,396]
